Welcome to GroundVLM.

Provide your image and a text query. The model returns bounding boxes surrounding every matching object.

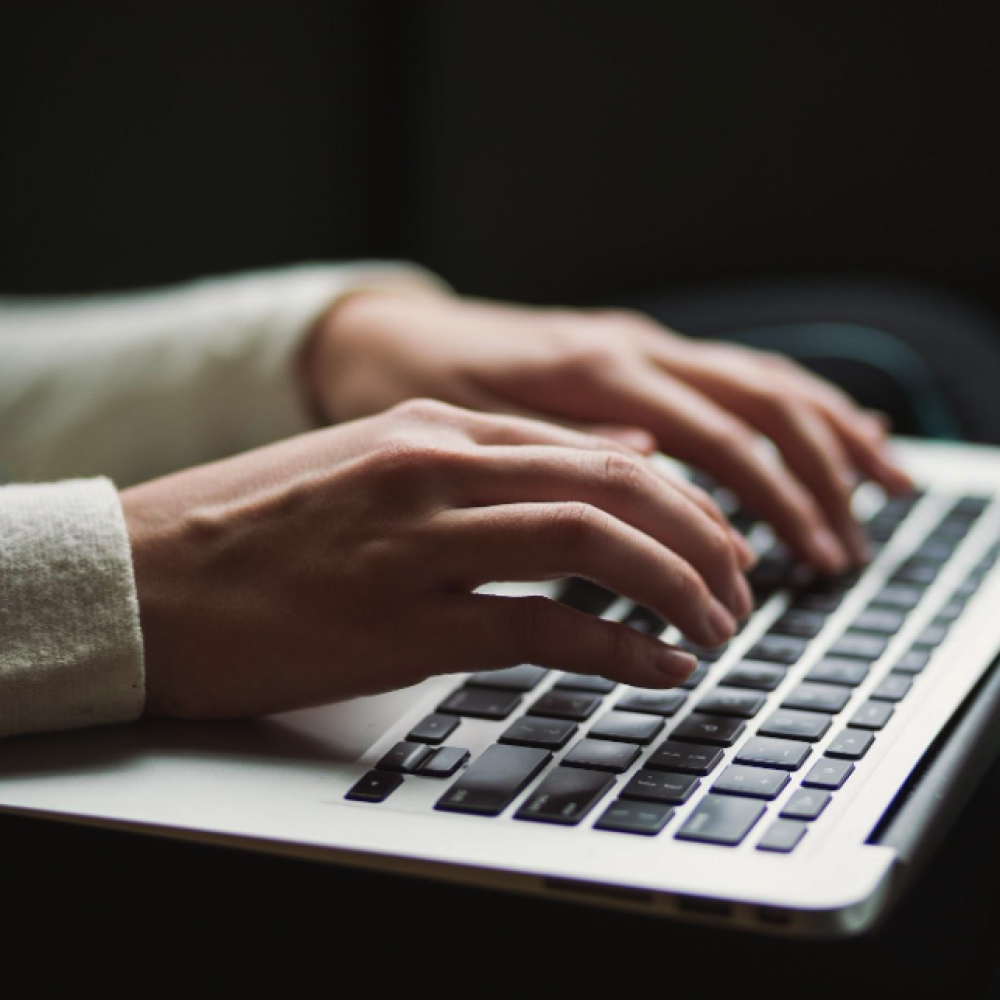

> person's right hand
[121,399,755,720]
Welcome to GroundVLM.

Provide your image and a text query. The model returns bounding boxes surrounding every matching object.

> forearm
[0,262,445,486]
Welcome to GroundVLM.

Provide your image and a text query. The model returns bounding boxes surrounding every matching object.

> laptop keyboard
[345,487,1000,852]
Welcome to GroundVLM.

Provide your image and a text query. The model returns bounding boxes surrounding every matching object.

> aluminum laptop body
[3,438,1000,938]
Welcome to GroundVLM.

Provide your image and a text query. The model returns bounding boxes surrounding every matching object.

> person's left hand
[304,290,912,572]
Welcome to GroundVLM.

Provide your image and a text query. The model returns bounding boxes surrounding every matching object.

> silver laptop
[3,437,1000,938]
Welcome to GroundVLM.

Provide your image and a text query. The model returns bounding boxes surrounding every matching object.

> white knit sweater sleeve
[0,478,144,737]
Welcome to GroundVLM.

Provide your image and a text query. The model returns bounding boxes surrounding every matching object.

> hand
[122,399,754,719]
[306,291,913,572]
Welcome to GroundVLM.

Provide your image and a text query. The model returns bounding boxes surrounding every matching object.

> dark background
[4,2,1000,984]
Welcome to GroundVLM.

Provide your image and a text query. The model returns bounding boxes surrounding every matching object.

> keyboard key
[622,769,700,804]
[724,662,786,691]
[872,585,924,611]
[829,633,888,661]
[912,540,955,563]
[554,674,617,694]
[757,819,808,853]
[679,662,711,689]
[952,495,991,518]
[676,795,766,846]
[514,766,615,825]
[646,740,724,775]
[672,714,746,747]
[936,600,966,623]
[758,709,832,742]
[913,622,950,648]
[500,716,578,750]
[713,764,789,799]
[378,741,434,773]
[696,688,766,718]
[747,635,808,665]
[594,799,674,835]
[678,639,728,662]
[418,746,471,778]
[615,689,687,716]
[895,649,931,674]
[439,687,522,720]
[467,664,548,691]
[588,710,664,745]
[621,605,668,635]
[735,737,812,770]
[827,728,875,759]
[780,788,831,820]
[853,608,907,635]
[562,738,642,773]
[558,577,618,616]
[771,609,828,639]
[407,713,460,745]
[893,562,939,587]
[803,758,855,789]
[345,770,404,803]
[807,658,870,687]
[435,745,552,816]
[791,585,846,614]
[851,700,895,730]
[872,674,913,702]
[531,690,603,720]
[782,682,851,714]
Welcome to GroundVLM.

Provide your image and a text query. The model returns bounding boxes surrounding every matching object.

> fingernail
[847,521,873,565]
[814,528,849,573]
[731,574,754,619]
[706,599,737,645]
[657,649,697,683]
[732,530,758,569]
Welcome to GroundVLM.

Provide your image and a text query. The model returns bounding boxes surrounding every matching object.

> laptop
[3,436,1000,938]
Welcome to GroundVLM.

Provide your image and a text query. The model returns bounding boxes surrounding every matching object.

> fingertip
[655,648,698,686]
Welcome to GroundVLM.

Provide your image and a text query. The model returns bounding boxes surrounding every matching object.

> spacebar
[435,745,552,816]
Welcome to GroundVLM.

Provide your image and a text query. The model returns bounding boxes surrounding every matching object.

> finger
[453,446,752,617]
[440,593,698,688]
[432,502,738,647]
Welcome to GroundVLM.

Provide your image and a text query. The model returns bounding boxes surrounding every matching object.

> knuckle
[549,501,603,550]
[599,451,643,495]
[390,397,455,424]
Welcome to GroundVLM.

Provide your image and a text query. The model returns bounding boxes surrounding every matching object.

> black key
[851,700,895,730]
[500,716,577,750]
[829,633,888,661]
[936,599,966,623]
[758,709,832,742]
[724,662,786,691]
[554,673,617,694]
[895,649,931,674]
[407,713,460,745]
[782,682,851,714]
[827,728,875,759]
[872,585,924,611]
[933,518,973,540]
[853,608,907,635]
[562,738,642,773]
[892,562,939,587]
[791,587,846,614]
[588,711,665,745]
[514,766,615,825]
[952,495,991,518]
[735,737,812,770]
[713,764,789,800]
[467,664,548,691]
[418,746,470,778]
[678,639,728,662]
[803,757,855,789]
[594,799,674,835]
[866,517,900,544]
[615,689,687,716]
[378,741,434,773]
[621,605,668,635]
[757,819,808,853]
[679,662,711,690]
[780,788,831,820]
[807,658,870,687]
[622,769,700,804]
[912,540,955,563]
[671,714,746,747]
[747,635,808,665]
[439,687,522,720]
[558,577,617,616]
[771,609,828,639]
[435,745,552,816]
[913,622,950,648]
[872,674,912,702]
[676,795,766,846]
[696,687,766,718]
[646,740,724,776]
[345,770,404,803]
[531,690,603,721]
[955,577,982,599]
